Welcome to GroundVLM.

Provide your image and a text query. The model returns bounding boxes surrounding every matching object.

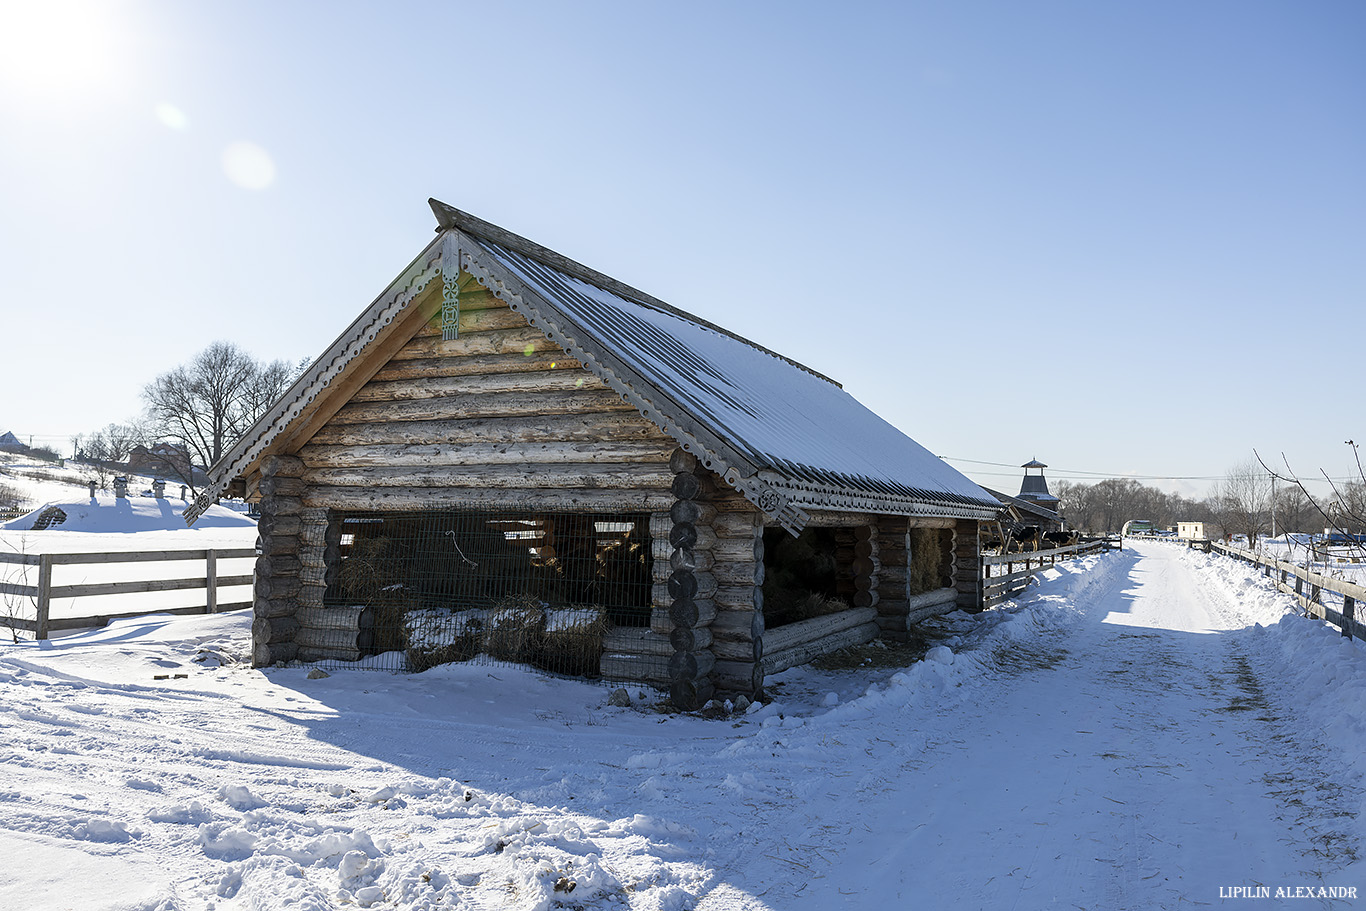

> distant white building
[1177,521,1206,540]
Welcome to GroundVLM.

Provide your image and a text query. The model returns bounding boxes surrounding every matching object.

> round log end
[669,522,699,549]
[667,569,698,600]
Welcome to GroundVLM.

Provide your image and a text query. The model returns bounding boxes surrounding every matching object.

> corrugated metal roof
[473,236,999,516]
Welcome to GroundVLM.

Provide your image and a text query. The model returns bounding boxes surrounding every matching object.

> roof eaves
[763,474,1003,521]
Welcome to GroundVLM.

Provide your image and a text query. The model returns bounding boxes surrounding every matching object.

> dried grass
[790,592,851,622]
[908,527,948,595]
[484,595,547,662]
[535,606,609,677]
[404,608,487,671]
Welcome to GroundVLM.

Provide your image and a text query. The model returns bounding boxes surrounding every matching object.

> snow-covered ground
[0,452,184,512]
[3,539,1365,909]
[1254,535,1366,587]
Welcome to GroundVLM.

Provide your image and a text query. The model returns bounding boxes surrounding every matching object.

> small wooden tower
[1018,459,1059,511]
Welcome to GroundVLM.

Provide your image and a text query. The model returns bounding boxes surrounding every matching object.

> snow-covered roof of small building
[190,201,1000,531]
[985,487,1062,525]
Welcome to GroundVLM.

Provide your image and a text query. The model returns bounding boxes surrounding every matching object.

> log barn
[189,200,1002,708]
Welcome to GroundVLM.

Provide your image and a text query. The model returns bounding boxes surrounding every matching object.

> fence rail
[0,547,255,639]
[981,539,1113,609]
[1210,541,1366,640]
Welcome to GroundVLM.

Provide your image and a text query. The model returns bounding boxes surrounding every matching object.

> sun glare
[222,141,277,190]
[0,0,129,102]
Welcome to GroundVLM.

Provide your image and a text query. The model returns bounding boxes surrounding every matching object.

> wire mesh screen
[322,508,654,677]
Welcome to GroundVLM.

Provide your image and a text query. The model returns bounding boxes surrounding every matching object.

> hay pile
[484,595,547,662]
[404,608,488,671]
[908,527,951,595]
[536,607,609,677]
[401,597,610,676]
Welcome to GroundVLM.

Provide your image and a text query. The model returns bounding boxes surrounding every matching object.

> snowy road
[1,541,1363,910]
[772,541,1361,909]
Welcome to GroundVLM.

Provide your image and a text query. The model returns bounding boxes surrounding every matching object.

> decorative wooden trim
[440,236,460,341]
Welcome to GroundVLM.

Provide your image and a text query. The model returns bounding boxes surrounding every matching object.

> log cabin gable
[294,267,682,509]
[191,226,795,527]
[192,202,1000,533]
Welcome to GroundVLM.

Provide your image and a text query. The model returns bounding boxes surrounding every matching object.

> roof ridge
[429,199,842,388]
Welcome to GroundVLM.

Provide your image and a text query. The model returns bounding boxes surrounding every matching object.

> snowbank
[3,496,254,532]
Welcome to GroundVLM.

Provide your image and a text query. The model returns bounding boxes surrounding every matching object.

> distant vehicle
[1316,533,1366,546]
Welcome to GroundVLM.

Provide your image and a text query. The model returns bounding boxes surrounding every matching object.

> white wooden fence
[0,548,255,639]
[981,539,1114,609]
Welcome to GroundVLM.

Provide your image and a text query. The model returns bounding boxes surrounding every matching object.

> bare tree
[142,342,295,491]
[1219,459,1273,547]
[1259,443,1366,562]
[73,422,148,491]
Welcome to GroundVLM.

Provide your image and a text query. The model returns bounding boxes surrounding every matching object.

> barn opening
[323,508,653,675]
[760,527,848,628]
[908,526,954,596]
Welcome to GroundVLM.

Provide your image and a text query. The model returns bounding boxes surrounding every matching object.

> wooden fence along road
[1208,541,1366,640]
[0,548,255,639]
[980,539,1114,610]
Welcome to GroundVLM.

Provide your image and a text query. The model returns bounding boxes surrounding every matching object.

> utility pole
[1270,471,1277,540]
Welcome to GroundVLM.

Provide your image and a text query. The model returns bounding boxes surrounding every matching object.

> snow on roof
[477,237,999,517]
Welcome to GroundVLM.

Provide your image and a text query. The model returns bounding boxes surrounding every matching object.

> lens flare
[155,103,188,130]
[222,141,276,190]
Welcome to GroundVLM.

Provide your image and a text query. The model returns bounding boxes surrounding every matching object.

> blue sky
[1,1,1362,498]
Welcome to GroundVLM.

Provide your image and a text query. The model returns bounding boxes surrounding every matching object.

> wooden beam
[302,463,674,491]
[302,485,675,512]
[307,412,673,448]
[298,441,673,469]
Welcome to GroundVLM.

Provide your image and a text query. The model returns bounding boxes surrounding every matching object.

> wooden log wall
[293,509,362,662]
[762,606,880,675]
[252,455,305,667]
[296,276,677,515]
[709,495,766,699]
[875,516,911,639]
[833,524,879,610]
[953,518,983,611]
[664,450,719,709]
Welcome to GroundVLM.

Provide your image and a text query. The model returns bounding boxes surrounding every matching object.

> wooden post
[875,516,911,640]
[36,554,52,641]
[952,519,981,611]
[666,449,717,710]
[205,550,219,614]
[252,455,305,666]
[851,524,879,609]
[1343,596,1355,640]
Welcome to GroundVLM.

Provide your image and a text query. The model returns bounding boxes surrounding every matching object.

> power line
[941,457,1359,485]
